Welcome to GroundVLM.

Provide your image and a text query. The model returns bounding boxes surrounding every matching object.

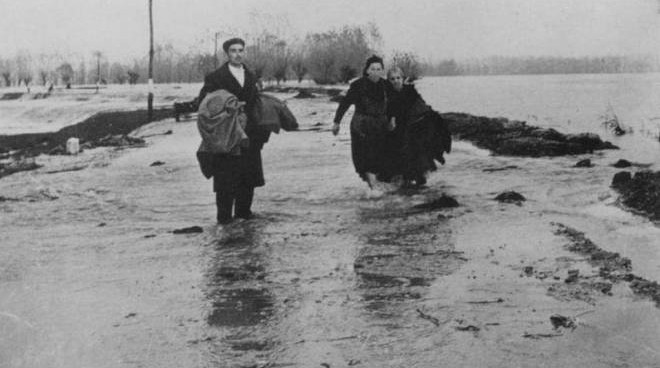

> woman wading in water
[384,66,452,188]
[332,55,392,191]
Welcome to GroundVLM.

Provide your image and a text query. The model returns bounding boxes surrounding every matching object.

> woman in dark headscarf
[385,66,451,187]
[332,55,391,189]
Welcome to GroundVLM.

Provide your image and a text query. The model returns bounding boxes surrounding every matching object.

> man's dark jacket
[196,62,270,192]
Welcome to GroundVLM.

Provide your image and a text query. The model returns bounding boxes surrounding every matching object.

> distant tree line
[0,23,386,89]
[3,20,660,90]
[0,46,216,89]
[421,55,660,76]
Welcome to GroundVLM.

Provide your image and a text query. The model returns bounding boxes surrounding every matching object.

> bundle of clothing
[381,88,452,185]
[404,98,452,166]
[253,93,299,133]
[196,90,298,179]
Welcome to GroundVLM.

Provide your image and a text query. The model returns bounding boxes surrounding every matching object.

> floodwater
[419,73,660,165]
[200,75,660,367]
[2,75,660,367]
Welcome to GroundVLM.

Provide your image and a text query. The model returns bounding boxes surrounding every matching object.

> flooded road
[1,92,660,367]
[202,179,465,367]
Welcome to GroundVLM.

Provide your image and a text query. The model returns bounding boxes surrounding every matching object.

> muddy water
[419,73,660,165]
[202,180,465,367]
[2,84,660,367]
[197,112,660,367]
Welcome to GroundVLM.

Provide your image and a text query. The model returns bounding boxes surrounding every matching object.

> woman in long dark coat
[332,55,391,189]
[385,67,451,187]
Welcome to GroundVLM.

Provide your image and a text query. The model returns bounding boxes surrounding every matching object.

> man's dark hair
[223,38,246,53]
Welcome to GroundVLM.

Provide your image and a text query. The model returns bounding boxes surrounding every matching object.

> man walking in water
[198,37,270,224]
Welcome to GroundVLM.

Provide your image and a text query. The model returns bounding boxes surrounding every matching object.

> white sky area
[1,0,659,62]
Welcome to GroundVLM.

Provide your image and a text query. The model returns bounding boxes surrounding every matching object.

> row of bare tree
[6,17,656,90]
[1,22,423,89]
[421,55,660,76]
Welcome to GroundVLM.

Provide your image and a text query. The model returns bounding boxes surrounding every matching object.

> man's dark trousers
[216,186,254,223]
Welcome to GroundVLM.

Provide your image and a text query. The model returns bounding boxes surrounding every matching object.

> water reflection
[208,287,274,327]
[207,222,275,334]
[354,198,464,313]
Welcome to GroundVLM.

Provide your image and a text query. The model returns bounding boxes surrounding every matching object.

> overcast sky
[1,0,659,62]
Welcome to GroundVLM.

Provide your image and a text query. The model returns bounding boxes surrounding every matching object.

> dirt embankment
[261,85,343,99]
[0,108,172,155]
[553,223,660,306]
[611,170,660,221]
[0,108,173,179]
[265,86,618,157]
[440,112,617,156]
[2,86,616,161]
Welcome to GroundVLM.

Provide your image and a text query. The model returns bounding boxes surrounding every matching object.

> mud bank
[0,92,52,101]
[554,223,660,306]
[261,85,343,98]
[264,85,618,157]
[611,170,660,221]
[440,112,617,157]
[0,108,173,179]
[0,107,172,156]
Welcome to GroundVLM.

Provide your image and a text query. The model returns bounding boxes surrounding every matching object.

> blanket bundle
[197,89,249,155]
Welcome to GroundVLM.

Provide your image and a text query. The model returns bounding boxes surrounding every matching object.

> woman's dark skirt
[349,113,388,181]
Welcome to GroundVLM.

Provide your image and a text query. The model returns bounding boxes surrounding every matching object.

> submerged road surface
[1,94,660,367]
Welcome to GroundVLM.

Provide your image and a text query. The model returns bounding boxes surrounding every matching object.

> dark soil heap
[611,170,660,221]
[0,108,172,157]
[554,223,660,306]
[290,86,616,158]
[261,85,343,97]
[439,112,617,156]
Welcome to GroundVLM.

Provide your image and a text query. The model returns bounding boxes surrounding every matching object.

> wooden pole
[148,0,154,121]
[214,32,219,69]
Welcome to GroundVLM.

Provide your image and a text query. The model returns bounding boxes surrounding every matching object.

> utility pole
[93,51,102,93]
[148,0,154,121]
[214,32,220,69]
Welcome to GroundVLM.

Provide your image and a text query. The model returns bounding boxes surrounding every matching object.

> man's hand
[387,117,396,132]
[332,122,340,136]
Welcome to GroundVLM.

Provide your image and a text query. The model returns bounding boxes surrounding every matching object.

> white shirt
[228,63,245,87]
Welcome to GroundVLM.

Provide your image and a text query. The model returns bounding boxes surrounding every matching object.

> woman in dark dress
[386,67,450,187]
[332,55,392,189]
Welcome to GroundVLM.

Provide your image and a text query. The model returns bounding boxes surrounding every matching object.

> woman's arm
[332,82,358,135]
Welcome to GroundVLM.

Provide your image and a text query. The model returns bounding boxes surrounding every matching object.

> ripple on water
[207,287,274,327]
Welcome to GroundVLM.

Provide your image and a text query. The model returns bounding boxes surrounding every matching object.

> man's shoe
[415,176,427,187]
[217,216,233,225]
[235,211,254,220]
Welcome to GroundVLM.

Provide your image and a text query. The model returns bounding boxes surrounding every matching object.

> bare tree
[1,71,10,87]
[37,53,55,85]
[197,53,216,77]
[93,51,103,92]
[127,70,140,85]
[76,60,87,85]
[39,70,49,86]
[290,49,307,83]
[246,32,280,79]
[391,51,421,81]
[0,58,11,86]
[56,63,74,88]
[110,63,127,84]
[305,32,339,84]
[15,51,33,92]
[244,11,293,82]
[271,40,291,84]
[305,25,378,85]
